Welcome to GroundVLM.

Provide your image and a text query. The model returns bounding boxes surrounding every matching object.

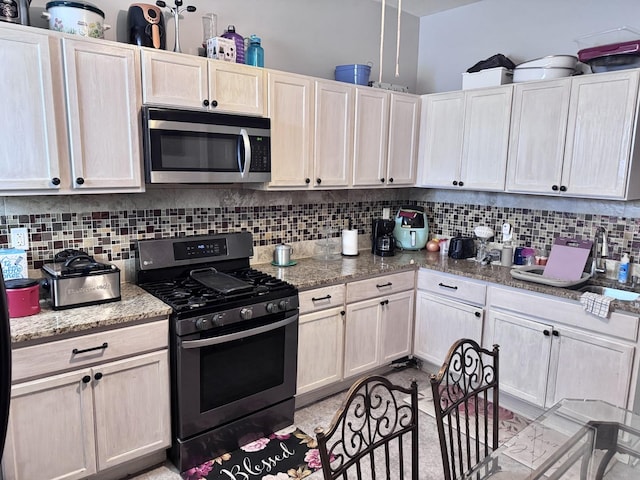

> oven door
[175,310,298,439]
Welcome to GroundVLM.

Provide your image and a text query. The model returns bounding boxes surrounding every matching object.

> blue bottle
[245,34,264,67]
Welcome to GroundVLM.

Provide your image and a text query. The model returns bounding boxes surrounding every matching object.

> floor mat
[181,426,321,480]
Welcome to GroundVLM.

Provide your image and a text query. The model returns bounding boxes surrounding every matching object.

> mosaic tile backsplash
[2,195,640,273]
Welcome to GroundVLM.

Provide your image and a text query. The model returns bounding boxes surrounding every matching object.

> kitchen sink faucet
[590,226,609,276]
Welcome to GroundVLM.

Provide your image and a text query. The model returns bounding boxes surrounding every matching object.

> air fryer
[127,3,166,49]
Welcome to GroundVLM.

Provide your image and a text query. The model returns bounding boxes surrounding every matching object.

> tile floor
[128,366,445,479]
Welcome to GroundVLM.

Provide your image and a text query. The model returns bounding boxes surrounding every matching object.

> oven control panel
[174,238,227,260]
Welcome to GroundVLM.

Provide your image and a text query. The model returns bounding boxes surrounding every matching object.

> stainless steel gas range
[136,232,299,472]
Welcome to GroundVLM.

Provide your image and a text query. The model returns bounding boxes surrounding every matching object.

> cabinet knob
[94,372,103,381]
[202,99,210,107]
[82,375,91,384]
[389,177,394,183]
[543,329,550,336]
[380,178,385,183]
[305,178,311,184]
[51,177,61,186]
[211,100,218,107]
[340,310,345,316]
[76,177,85,185]
[452,180,458,186]
[474,311,481,318]
[316,178,321,184]
[379,299,389,306]
[458,181,464,187]
[559,185,567,192]
[552,330,559,337]
[552,185,559,191]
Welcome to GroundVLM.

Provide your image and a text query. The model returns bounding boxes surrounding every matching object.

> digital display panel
[173,238,228,260]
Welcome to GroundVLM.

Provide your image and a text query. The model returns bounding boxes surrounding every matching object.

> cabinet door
[267,70,315,188]
[387,93,420,186]
[313,80,354,188]
[92,351,171,471]
[344,298,381,378]
[297,307,345,395]
[352,87,389,187]
[414,292,483,366]
[562,71,639,198]
[2,370,97,480]
[209,61,265,116]
[63,38,143,191]
[0,26,62,193]
[546,328,634,409]
[416,91,464,187]
[380,290,415,363]
[506,79,571,194]
[140,48,208,109]
[489,310,551,407]
[460,86,512,191]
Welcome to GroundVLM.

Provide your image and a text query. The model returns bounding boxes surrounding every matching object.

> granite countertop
[12,250,640,345]
[10,283,172,345]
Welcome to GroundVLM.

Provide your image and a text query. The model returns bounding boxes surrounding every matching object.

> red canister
[5,278,41,318]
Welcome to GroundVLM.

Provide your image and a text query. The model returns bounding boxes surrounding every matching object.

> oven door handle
[181,314,298,349]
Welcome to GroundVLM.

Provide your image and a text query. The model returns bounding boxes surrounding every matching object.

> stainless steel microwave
[142,107,271,184]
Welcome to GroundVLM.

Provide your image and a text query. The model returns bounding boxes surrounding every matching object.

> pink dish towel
[580,292,613,318]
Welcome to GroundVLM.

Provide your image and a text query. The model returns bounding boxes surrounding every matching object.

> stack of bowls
[512,55,578,83]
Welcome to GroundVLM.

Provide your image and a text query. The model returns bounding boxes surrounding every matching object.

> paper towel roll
[342,229,359,256]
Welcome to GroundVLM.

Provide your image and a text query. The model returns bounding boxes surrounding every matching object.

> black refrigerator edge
[0,270,11,468]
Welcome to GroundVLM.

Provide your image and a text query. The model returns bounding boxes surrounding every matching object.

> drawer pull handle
[438,282,458,290]
[72,342,108,355]
[312,294,332,302]
[376,282,393,288]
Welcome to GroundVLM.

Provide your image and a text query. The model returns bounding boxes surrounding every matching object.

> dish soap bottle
[618,253,630,284]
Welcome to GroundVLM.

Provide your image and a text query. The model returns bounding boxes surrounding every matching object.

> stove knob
[240,307,253,320]
[266,302,278,313]
[278,300,288,310]
[195,317,210,330]
[211,314,222,327]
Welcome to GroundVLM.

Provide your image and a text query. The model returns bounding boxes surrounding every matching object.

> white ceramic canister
[43,1,111,39]
[273,243,293,266]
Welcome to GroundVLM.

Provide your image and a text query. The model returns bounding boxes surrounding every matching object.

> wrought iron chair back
[315,374,419,480]
[430,339,500,480]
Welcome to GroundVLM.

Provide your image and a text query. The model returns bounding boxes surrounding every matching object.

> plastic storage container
[462,67,513,90]
[245,34,264,67]
[335,64,371,86]
[222,25,244,64]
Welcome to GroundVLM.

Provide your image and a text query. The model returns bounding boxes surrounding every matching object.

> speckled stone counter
[10,283,172,345]
[255,250,640,316]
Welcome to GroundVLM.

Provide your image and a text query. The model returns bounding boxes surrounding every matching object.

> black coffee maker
[372,219,396,257]
[127,3,166,49]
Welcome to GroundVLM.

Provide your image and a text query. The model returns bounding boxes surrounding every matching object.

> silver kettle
[273,243,293,266]
[0,0,31,26]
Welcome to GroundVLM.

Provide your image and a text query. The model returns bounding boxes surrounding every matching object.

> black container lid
[45,1,105,18]
[5,278,39,290]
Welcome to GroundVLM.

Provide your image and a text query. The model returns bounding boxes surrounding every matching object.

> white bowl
[517,55,578,69]
[512,66,575,83]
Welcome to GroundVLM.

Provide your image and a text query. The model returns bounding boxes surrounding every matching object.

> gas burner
[187,297,209,309]
[169,289,191,299]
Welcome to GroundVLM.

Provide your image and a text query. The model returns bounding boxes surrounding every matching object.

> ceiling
[370,0,482,17]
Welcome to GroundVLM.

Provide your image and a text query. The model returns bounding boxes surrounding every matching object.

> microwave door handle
[239,128,251,178]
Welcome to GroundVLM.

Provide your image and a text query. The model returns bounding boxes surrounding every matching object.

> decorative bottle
[245,34,264,67]
[222,25,244,64]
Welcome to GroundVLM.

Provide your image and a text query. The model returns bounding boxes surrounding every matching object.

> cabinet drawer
[346,270,415,304]
[488,285,639,342]
[12,320,169,382]
[299,284,346,315]
[417,269,486,306]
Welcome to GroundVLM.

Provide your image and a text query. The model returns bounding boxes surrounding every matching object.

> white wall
[417,0,640,94]
[30,0,420,92]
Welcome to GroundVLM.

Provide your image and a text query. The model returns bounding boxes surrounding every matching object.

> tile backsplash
[2,189,640,278]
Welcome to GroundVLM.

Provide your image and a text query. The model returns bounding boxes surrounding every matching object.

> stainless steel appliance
[0,271,11,464]
[142,107,271,184]
[372,218,396,257]
[136,232,299,472]
[41,249,121,310]
[0,0,30,26]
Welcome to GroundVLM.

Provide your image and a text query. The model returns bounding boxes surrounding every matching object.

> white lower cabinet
[2,321,171,480]
[344,271,415,379]
[413,269,486,366]
[487,285,636,410]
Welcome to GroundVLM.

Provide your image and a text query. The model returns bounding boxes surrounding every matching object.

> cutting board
[543,238,593,281]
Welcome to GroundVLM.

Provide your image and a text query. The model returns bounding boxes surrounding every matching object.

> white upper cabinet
[417,85,512,191]
[0,24,143,195]
[266,70,315,188]
[352,87,389,187]
[562,70,640,199]
[507,79,571,194]
[386,92,420,186]
[140,48,265,116]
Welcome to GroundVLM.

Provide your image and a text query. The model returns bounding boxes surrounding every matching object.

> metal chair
[315,374,419,480]
[430,339,500,480]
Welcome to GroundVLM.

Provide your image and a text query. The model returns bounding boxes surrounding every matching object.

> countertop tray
[509,265,592,288]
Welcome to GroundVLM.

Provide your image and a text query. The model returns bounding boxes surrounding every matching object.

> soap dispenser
[618,253,630,284]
